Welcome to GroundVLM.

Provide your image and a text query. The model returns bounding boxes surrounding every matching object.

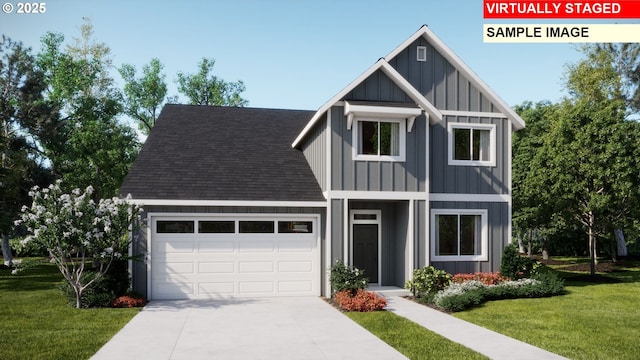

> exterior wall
[132,205,326,298]
[330,199,345,262]
[414,200,427,268]
[345,69,413,103]
[429,201,509,274]
[300,115,328,192]
[431,115,510,194]
[330,105,427,192]
[388,38,498,112]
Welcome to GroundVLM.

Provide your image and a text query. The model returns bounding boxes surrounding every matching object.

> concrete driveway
[91,297,406,360]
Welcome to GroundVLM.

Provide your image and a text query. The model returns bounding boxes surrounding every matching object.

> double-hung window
[448,123,496,166]
[431,209,488,261]
[354,119,405,161]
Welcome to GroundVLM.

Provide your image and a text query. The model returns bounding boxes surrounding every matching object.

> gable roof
[119,104,325,203]
[292,25,525,148]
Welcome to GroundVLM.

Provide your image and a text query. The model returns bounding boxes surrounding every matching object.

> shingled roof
[119,104,325,202]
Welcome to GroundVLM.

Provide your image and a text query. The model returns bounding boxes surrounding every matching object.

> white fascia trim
[292,59,388,148]
[429,193,511,203]
[379,62,442,124]
[327,191,427,201]
[130,199,327,208]
[441,110,508,119]
[385,25,525,131]
[344,101,422,131]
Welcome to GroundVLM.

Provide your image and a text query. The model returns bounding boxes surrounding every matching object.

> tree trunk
[527,229,533,257]
[1,232,13,267]
[610,229,618,263]
[588,211,596,276]
[615,229,628,257]
[517,232,526,253]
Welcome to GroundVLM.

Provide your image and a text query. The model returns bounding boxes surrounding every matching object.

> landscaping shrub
[452,272,508,285]
[432,270,565,312]
[329,260,368,295]
[9,237,48,257]
[59,272,115,308]
[112,294,147,308]
[500,243,539,279]
[334,289,387,312]
[405,266,452,297]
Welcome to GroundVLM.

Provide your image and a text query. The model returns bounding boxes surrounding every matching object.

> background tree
[119,58,168,135]
[0,36,53,266]
[176,57,248,106]
[36,20,138,199]
[517,45,640,275]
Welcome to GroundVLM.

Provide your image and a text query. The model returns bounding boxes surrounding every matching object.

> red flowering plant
[112,295,147,308]
[334,289,387,312]
[452,272,509,285]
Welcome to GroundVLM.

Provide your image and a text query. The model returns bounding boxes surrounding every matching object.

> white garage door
[150,215,320,300]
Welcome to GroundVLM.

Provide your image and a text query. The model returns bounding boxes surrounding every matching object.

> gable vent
[417,46,427,62]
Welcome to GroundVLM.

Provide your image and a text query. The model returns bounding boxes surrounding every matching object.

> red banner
[484,1,640,18]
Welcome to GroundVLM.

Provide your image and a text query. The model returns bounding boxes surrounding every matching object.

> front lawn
[0,259,140,360]
[346,311,487,359]
[454,258,640,360]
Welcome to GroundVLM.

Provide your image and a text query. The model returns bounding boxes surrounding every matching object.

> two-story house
[120,25,525,300]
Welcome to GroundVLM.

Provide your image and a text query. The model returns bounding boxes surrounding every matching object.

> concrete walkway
[91,297,406,360]
[385,296,568,360]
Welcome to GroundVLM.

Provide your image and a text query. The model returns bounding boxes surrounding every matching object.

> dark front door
[353,223,378,284]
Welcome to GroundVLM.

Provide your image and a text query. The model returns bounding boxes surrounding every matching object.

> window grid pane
[157,221,194,234]
[239,221,275,233]
[437,215,458,256]
[460,215,480,255]
[359,121,378,155]
[278,221,313,233]
[454,128,471,160]
[199,221,235,233]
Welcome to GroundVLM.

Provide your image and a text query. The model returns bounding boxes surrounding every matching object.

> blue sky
[2,0,628,111]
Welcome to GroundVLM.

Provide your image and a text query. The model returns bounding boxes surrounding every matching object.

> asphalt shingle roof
[119,104,325,202]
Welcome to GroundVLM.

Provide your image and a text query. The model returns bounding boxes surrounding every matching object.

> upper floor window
[354,119,406,161]
[448,123,496,167]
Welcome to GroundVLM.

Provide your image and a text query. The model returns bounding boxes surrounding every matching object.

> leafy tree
[176,57,248,106]
[36,20,138,199]
[17,181,141,308]
[0,36,53,266]
[119,58,169,135]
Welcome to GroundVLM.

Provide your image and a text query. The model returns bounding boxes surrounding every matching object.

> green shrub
[329,260,368,295]
[405,266,452,297]
[433,269,565,312]
[59,272,115,308]
[500,243,539,279]
[104,259,130,297]
[9,237,48,257]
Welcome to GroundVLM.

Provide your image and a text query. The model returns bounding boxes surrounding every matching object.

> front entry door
[351,210,381,285]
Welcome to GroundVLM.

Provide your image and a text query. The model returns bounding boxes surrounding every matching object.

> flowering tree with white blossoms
[17,180,141,308]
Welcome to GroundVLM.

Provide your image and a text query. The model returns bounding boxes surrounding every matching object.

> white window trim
[430,209,488,262]
[352,117,407,162]
[417,46,427,62]
[447,122,497,167]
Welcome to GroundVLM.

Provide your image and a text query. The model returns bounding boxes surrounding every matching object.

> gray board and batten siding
[330,105,428,192]
[430,201,509,274]
[387,36,499,113]
[301,114,328,192]
[431,115,510,195]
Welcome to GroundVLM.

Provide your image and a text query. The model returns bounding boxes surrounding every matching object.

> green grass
[0,259,140,360]
[346,311,488,360]
[454,260,640,360]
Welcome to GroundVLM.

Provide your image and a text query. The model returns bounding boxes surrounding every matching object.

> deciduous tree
[176,57,248,106]
[119,58,168,135]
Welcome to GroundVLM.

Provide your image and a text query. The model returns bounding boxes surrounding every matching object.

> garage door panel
[238,239,274,252]
[156,240,195,254]
[239,281,274,294]
[239,261,274,273]
[277,239,313,252]
[199,282,235,295]
[198,261,234,274]
[278,260,312,273]
[151,216,319,299]
[198,239,235,253]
